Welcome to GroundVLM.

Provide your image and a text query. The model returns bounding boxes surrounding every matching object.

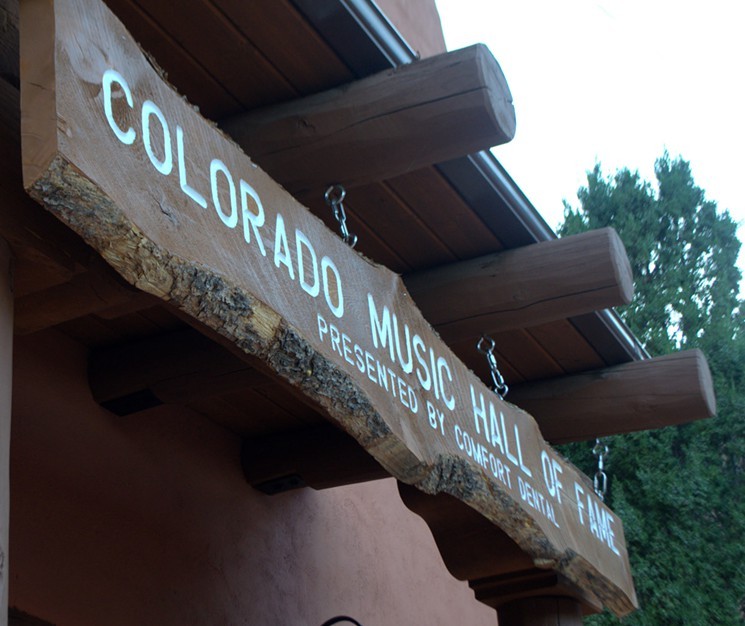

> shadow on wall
[9,330,496,626]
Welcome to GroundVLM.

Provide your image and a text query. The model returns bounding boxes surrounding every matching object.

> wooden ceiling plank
[404,228,633,343]
[527,320,607,374]
[298,192,415,274]
[447,336,526,387]
[151,366,266,405]
[130,0,295,111]
[104,0,239,119]
[85,317,536,426]
[385,167,505,260]
[481,329,565,383]
[95,309,178,343]
[344,182,458,271]
[447,327,566,389]
[221,44,516,196]
[509,349,716,443]
[210,0,354,95]
[300,174,491,274]
[57,306,187,351]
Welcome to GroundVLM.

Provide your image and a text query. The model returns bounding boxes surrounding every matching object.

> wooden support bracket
[241,424,387,494]
[405,228,633,342]
[0,77,95,289]
[509,349,716,443]
[398,483,603,616]
[89,328,266,415]
[220,44,515,195]
[14,258,155,334]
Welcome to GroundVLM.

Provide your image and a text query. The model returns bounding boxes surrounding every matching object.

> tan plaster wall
[375,0,447,58]
[8,329,496,626]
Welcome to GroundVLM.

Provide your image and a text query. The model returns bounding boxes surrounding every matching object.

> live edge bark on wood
[19,0,636,616]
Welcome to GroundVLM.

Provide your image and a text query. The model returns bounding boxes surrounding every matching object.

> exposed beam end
[509,349,716,443]
[221,44,516,193]
[405,227,634,342]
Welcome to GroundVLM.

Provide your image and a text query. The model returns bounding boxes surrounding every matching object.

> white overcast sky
[434,0,745,271]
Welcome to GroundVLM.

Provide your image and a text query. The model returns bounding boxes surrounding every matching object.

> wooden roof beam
[220,44,515,195]
[0,77,95,285]
[88,227,632,417]
[508,349,716,444]
[240,351,715,490]
[90,331,715,445]
[405,228,633,343]
[89,328,267,416]
[242,424,388,494]
[14,258,155,334]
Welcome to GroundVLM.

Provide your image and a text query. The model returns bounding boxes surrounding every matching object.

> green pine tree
[560,154,745,625]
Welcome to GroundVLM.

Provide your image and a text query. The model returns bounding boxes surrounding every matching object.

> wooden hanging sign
[19,0,637,615]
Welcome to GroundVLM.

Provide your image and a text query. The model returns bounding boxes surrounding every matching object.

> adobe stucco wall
[375,0,447,58]
[9,329,496,625]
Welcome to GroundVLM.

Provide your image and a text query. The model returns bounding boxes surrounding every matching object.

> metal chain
[324,184,358,248]
[592,437,609,501]
[477,334,509,399]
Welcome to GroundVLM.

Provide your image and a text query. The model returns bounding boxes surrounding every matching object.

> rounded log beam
[404,228,633,342]
[220,44,515,194]
[508,349,716,443]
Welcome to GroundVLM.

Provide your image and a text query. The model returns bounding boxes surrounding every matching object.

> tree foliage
[560,154,745,624]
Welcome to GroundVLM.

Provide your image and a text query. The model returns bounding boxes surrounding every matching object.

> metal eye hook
[324,184,357,248]
[593,437,609,501]
[477,334,509,399]
[324,184,346,206]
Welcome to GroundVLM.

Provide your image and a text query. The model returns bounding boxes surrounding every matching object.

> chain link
[324,184,358,248]
[592,437,609,501]
[477,334,509,399]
